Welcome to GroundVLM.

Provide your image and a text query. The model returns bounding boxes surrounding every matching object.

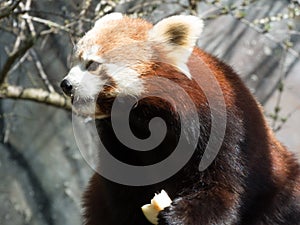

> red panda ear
[148,15,204,78]
[94,13,123,28]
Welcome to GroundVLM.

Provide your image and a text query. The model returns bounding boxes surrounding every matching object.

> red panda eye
[85,61,101,71]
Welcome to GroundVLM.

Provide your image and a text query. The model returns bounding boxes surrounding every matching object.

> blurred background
[0,0,299,224]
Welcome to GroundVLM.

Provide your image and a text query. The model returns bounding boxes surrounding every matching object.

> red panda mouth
[70,94,113,119]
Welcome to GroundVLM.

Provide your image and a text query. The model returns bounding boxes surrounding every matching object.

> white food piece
[141,190,172,224]
[141,204,159,224]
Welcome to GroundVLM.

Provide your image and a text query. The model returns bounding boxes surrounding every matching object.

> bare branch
[79,0,92,17]
[0,84,71,110]
[201,0,300,58]
[30,50,55,93]
[0,37,35,84]
[239,18,299,58]
[21,14,71,32]
[20,0,36,37]
[0,0,22,20]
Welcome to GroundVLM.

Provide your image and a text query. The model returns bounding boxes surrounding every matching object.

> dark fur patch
[166,24,189,46]
[87,61,101,72]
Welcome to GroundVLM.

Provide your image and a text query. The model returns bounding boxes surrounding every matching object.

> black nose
[60,79,73,96]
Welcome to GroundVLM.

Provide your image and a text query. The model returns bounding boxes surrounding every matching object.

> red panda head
[60,13,204,118]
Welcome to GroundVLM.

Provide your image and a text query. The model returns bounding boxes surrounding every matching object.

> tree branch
[20,14,71,32]
[0,84,71,110]
[0,0,22,20]
[0,37,35,84]
[201,0,300,58]
[30,50,55,93]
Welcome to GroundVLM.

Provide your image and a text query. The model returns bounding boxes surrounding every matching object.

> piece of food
[141,190,172,224]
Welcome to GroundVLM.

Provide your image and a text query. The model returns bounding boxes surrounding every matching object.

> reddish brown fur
[82,46,300,225]
[69,15,300,225]
[76,17,153,60]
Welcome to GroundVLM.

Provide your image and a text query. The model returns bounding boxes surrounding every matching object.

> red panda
[60,13,300,225]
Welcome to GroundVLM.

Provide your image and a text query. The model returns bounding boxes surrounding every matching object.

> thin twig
[9,9,74,19]
[202,0,300,58]
[239,18,299,58]
[0,0,35,84]
[79,0,92,17]
[271,51,287,130]
[21,14,71,32]
[21,0,36,37]
[0,0,22,19]
[20,0,54,92]
[9,50,30,75]
[0,37,35,84]
[274,106,300,132]
[30,50,55,93]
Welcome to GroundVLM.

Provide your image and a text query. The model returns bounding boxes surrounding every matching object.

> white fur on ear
[148,15,204,78]
[94,13,123,28]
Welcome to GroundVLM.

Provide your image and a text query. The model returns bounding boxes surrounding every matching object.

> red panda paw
[157,190,240,225]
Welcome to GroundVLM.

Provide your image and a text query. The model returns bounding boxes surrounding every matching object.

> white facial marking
[106,64,144,97]
[64,65,106,100]
[82,45,103,63]
[65,65,84,87]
